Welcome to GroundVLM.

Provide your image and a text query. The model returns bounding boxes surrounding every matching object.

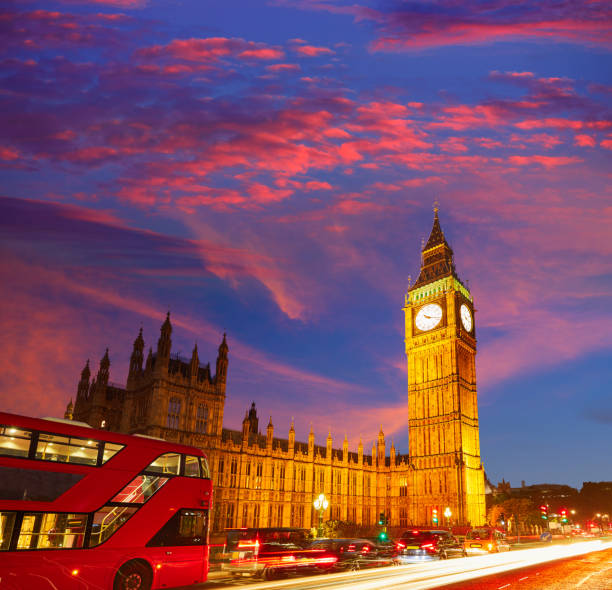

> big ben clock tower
[404,207,486,526]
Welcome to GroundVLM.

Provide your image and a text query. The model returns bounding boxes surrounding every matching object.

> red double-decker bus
[0,412,212,590]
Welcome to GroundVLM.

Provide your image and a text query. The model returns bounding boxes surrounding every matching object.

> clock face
[415,303,443,331]
[460,304,473,332]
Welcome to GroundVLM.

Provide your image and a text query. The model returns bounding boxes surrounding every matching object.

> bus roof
[0,411,207,458]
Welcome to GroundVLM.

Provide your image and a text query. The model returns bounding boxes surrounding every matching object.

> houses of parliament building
[69,210,486,533]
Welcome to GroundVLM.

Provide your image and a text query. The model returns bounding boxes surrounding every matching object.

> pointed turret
[242,409,251,440]
[358,436,363,464]
[77,360,90,401]
[267,416,274,448]
[390,439,396,466]
[342,433,348,464]
[156,312,172,365]
[377,425,385,465]
[64,399,74,420]
[248,402,258,433]
[97,349,110,386]
[326,430,333,460]
[145,347,153,372]
[190,342,199,380]
[411,206,457,289]
[288,418,295,452]
[215,333,228,386]
[128,328,145,386]
[308,424,315,455]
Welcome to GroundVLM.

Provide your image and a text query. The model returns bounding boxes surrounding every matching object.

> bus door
[147,509,208,587]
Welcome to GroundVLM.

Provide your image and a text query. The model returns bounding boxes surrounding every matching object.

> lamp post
[313,493,329,538]
[444,507,452,529]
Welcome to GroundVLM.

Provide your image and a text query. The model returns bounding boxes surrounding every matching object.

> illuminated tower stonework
[404,209,486,526]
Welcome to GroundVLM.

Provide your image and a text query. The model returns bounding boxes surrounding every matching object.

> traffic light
[540,505,548,520]
[432,508,438,525]
[378,512,385,526]
[560,508,568,523]
[500,513,506,525]
[378,531,388,541]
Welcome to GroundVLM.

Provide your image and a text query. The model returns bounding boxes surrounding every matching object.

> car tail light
[316,556,338,564]
[361,545,370,554]
[348,544,356,552]
[421,543,435,551]
[396,542,405,549]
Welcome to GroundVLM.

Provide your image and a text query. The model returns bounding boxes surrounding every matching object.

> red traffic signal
[540,505,548,520]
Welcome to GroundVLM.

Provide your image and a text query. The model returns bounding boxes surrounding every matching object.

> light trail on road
[218,540,612,590]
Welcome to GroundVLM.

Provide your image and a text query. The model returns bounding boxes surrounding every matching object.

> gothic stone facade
[71,212,486,533]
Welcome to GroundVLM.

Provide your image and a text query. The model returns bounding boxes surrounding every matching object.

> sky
[1,0,611,489]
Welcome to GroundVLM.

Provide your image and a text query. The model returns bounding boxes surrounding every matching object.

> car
[365,537,402,560]
[397,529,467,562]
[224,527,337,580]
[309,538,397,571]
[464,528,510,554]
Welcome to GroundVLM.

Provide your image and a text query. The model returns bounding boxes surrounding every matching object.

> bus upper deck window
[200,457,211,479]
[146,453,181,475]
[36,434,99,466]
[102,442,124,464]
[184,455,201,478]
[0,426,32,458]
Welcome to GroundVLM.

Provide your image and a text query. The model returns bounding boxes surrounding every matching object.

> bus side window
[89,506,138,547]
[184,455,201,478]
[17,513,87,550]
[35,434,99,466]
[0,426,32,458]
[146,453,181,475]
[146,509,207,547]
[0,512,16,550]
[200,457,211,479]
[102,442,124,464]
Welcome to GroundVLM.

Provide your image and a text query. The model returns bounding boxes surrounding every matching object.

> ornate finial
[421,236,425,250]
[433,199,439,214]
[407,274,412,289]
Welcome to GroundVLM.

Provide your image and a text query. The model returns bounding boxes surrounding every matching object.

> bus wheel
[113,560,152,590]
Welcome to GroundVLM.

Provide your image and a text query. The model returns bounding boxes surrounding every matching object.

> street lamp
[444,507,452,528]
[313,493,329,538]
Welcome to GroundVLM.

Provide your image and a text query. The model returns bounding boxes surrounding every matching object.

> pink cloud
[430,104,505,130]
[510,133,563,149]
[574,134,596,147]
[439,137,469,153]
[295,45,334,57]
[515,118,612,130]
[371,17,612,52]
[138,37,283,67]
[238,48,284,60]
[508,155,582,168]
[248,183,294,204]
[304,181,332,191]
[266,63,300,72]
[0,146,20,161]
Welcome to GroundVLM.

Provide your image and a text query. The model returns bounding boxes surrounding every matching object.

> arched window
[195,404,208,434]
[167,397,181,429]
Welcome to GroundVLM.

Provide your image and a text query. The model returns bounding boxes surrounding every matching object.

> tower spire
[411,208,456,289]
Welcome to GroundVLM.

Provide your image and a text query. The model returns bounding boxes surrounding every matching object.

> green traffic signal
[378,531,388,541]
